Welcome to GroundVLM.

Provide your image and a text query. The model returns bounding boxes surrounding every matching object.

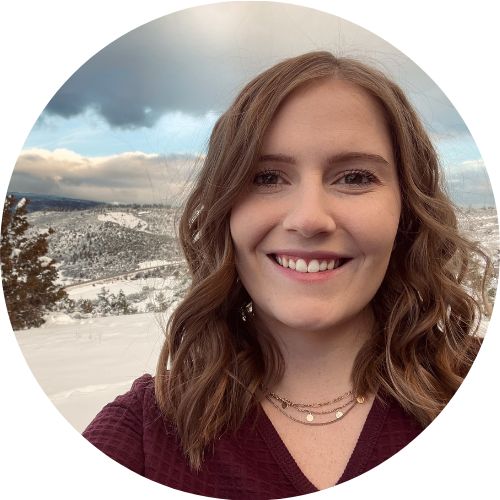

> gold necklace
[265,389,366,426]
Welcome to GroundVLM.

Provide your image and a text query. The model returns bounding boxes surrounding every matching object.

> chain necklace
[268,389,353,409]
[265,389,366,426]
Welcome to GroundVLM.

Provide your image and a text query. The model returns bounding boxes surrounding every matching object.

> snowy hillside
[97,211,150,232]
[457,207,499,298]
[457,207,498,258]
[27,206,182,282]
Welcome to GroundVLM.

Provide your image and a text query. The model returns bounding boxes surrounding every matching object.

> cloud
[11,147,494,208]
[443,158,487,184]
[42,2,466,135]
[10,148,201,205]
[457,159,486,171]
[442,158,495,207]
[27,108,219,157]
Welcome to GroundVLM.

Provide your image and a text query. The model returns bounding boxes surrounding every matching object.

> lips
[269,253,350,273]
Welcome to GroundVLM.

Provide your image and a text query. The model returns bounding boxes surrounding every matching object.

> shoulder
[82,373,161,475]
[113,373,156,410]
[88,373,157,424]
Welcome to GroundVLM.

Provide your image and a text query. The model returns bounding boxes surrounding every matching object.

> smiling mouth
[269,254,350,273]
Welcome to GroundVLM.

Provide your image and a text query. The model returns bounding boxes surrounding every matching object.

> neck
[257,307,374,403]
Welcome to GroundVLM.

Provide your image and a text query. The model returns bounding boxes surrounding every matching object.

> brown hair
[155,51,492,470]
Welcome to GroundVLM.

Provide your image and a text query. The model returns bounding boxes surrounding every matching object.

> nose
[282,182,337,238]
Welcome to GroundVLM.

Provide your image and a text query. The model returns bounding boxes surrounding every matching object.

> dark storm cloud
[43,2,467,134]
[45,4,246,127]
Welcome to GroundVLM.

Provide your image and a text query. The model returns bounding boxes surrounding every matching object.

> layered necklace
[265,388,366,426]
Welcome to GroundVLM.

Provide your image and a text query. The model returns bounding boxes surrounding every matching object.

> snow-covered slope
[27,206,182,282]
[97,211,149,231]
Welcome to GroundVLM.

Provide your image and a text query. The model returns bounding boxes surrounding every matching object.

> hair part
[155,51,492,470]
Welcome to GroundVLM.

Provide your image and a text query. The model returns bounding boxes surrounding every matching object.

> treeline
[59,286,175,318]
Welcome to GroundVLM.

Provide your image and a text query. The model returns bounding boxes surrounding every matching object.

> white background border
[1,1,498,498]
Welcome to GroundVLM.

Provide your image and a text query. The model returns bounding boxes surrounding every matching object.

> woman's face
[230,78,401,335]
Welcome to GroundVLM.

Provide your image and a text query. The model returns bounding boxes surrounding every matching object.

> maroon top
[83,374,423,499]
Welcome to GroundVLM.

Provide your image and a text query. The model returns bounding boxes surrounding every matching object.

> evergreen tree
[111,289,135,315]
[79,298,94,314]
[95,286,112,315]
[1,195,67,329]
[154,291,169,312]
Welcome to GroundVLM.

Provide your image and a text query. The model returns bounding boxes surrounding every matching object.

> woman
[83,52,490,498]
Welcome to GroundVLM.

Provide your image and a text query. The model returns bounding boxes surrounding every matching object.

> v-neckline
[255,391,390,494]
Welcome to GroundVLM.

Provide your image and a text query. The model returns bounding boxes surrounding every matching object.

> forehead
[261,78,392,159]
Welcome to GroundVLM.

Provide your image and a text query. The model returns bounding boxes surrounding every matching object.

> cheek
[230,201,252,256]
[230,198,280,257]
[229,199,253,252]
[348,200,400,255]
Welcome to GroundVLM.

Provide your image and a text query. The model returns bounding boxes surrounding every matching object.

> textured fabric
[83,374,423,499]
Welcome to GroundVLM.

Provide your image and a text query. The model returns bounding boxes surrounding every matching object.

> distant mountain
[7,192,107,212]
[26,205,182,282]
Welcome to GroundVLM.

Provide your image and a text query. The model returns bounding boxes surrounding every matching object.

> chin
[257,301,373,336]
[268,310,347,335]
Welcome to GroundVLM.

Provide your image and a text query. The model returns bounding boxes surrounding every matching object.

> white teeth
[274,255,343,273]
[296,259,308,272]
[307,260,320,273]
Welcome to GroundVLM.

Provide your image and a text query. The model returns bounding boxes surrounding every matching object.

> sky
[7,1,495,207]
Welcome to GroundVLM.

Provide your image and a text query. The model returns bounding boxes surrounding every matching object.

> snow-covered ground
[14,266,185,433]
[137,259,170,269]
[66,275,177,302]
[16,312,167,433]
[62,266,186,316]
[97,211,149,231]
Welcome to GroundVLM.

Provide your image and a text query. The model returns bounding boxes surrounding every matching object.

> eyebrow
[257,151,391,167]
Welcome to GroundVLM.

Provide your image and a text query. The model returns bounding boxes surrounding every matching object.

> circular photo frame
[1,2,498,499]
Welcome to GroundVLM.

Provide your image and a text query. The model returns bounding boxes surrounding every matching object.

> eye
[336,169,378,187]
[253,169,284,188]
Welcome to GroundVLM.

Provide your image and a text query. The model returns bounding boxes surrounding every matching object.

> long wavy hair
[155,51,492,470]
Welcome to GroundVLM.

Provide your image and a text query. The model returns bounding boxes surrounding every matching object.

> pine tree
[112,289,135,315]
[75,298,93,315]
[1,195,67,330]
[154,291,169,312]
[96,286,112,315]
